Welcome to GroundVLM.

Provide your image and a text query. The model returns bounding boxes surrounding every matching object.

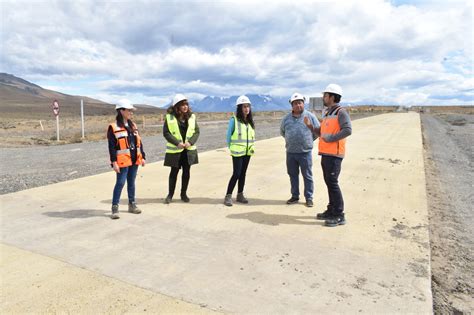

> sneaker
[128,202,142,214]
[305,199,313,207]
[111,205,120,219]
[325,215,346,227]
[286,197,299,204]
[236,192,248,204]
[224,194,233,207]
[316,210,332,220]
[180,194,190,203]
[164,195,172,204]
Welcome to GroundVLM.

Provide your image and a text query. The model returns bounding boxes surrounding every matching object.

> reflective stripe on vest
[229,115,255,157]
[318,106,346,158]
[109,123,143,167]
[165,114,197,154]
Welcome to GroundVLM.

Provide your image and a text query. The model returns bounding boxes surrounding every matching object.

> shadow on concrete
[100,198,160,205]
[43,209,109,219]
[100,197,286,206]
[186,197,285,205]
[227,211,322,226]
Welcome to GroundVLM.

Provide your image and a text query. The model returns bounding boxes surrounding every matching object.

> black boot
[181,192,190,202]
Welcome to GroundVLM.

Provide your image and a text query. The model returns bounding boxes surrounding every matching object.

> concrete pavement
[1,112,432,313]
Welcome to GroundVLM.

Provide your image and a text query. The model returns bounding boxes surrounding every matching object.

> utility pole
[81,99,85,139]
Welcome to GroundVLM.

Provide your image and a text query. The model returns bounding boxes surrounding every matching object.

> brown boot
[111,205,120,219]
[128,202,142,214]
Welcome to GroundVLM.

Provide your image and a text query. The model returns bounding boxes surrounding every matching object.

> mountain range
[0,73,299,118]
[0,73,160,118]
[185,95,291,112]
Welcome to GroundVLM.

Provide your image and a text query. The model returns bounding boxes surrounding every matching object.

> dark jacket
[163,115,200,167]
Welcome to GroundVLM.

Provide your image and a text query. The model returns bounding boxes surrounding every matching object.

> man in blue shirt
[280,93,320,207]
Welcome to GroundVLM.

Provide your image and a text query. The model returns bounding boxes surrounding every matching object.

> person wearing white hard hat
[223,95,256,206]
[107,99,146,219]
[280,93,320,207]
[304,83,352,227]
[163,94,200,204]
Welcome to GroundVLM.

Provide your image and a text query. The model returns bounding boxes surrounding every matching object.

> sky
[1,0,472,106]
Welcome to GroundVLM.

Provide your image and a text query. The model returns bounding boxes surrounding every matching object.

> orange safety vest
[109,122,143,168]
[318,106,346,158]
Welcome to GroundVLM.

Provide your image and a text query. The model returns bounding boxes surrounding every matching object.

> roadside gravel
[421,113,474,314]
[0,120,282,195]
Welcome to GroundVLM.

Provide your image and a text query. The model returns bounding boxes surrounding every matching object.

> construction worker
[163,94,200,204]
[304,84,352,227]
[107,99,146,219]
[280,93,320,207]
[224,95,255,207]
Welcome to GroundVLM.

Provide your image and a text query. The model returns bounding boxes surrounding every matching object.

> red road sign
[52,100,60,116]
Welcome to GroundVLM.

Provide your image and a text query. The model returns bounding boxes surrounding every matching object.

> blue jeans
[286,152,313,200]
[112,165,138,205]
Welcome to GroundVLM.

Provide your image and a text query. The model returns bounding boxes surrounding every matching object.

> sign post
[52,100,60,141]
[80,99,85,139]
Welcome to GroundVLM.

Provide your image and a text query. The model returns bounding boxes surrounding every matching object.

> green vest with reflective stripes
[229,115,255,157]
[165,113,197,153]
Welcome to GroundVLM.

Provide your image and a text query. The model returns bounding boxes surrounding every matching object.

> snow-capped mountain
[189,94,290,112]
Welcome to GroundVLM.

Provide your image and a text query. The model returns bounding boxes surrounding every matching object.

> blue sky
[1,0,472,106]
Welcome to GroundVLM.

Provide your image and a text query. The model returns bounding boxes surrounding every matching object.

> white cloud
[1,0,472,105]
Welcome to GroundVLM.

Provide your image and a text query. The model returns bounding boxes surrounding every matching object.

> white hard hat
[172,93,188,106]
[323,84,342,96]
[115,99,136,110]
[236,95,251,106]
[289,93,306,104]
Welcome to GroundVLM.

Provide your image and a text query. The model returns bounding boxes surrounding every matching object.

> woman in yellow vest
[224,95,255,206]
[163,94,200,204]
[107,99,146,219]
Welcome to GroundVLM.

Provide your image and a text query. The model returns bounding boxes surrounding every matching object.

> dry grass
[0,106,440,147]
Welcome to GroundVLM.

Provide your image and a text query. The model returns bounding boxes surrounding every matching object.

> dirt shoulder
[421,113,474,314]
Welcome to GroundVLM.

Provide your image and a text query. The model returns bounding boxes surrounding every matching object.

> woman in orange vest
[304,84,352,227]
[107,99,146,219]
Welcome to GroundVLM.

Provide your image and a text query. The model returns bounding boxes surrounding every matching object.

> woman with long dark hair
[163,94,200,204]
[107,99,146,219]
[224,95,255,206]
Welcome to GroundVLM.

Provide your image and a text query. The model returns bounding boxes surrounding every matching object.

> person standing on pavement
[163,94,200,204]
[224,95,255,207]
[280,93,320,207]
[304,84,352,227]
[108,99,146,219]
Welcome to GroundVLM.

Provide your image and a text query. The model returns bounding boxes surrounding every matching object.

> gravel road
[0,120,282,194]
[421,113,474,314]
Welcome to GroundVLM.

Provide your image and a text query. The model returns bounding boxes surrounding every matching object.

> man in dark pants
[304,84,352,226]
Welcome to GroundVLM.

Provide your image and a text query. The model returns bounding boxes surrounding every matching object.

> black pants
[168,152,191,197]
[321,155,344,216]
[226,155,251,195]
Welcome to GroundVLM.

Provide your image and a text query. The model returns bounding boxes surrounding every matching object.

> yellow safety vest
[165,113,197,153]
[229,115,255,157]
